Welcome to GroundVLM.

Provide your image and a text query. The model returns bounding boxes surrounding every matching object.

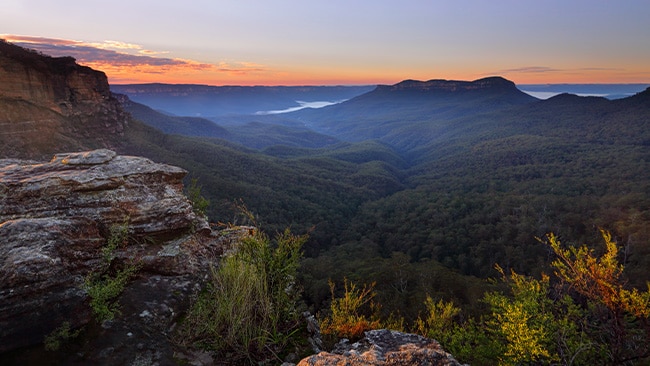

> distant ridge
[542,92,609,104]
[382,76,518,92]
[629,86,650,100]
[352,76,537,105]
[519,83,650,100]
[110,83,374,117]
[290,76,538,145]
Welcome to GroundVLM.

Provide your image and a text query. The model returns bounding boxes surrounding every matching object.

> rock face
[0,40,129,159]
[0,149,246,364]
[297,329,465,366]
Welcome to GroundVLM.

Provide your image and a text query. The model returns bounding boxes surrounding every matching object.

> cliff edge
[0,40,128,159]
[0,149,249,364]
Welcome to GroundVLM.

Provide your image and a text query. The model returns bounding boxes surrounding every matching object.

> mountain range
[110,83,375,117]
[519,83,649,99]
[3,38,650,325]
[114,71,650,305]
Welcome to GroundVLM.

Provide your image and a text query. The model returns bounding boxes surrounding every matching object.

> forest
[3,37,649,364]
[117,79,650,363]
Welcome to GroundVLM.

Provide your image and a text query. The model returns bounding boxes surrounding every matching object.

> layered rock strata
[0,40,128,159]
[0,149,243,363]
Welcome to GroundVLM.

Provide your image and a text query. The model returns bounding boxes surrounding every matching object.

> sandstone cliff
[0,149,247,364]
[0,40,128,159]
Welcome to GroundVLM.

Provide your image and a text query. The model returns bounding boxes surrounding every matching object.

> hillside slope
[289,77,538,148]
[111,83,375,116]
[3,39,650,336]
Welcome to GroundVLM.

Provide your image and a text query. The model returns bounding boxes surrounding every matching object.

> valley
[115,74,650,319]
[3,39,650,364]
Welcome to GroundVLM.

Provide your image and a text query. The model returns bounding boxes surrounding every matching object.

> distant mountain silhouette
[519,83,650,100]
[288,77,538,147]
[115,93,232,139]
[380,76,524,93]
[110,83,375,117]
[115,93,341,149]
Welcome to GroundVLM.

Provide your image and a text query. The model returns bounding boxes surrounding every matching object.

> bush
[319,279,382,341]
[178,228,307,364]
[414,296,460,341]
[186,177,210,218]
[84,263,140,322]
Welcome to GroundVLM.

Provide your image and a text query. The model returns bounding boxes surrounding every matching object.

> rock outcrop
[297,329,464,366]
[0,149,247,364]
[0,40,129,159]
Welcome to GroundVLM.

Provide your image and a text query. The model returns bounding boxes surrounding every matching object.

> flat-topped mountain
[288,77,538,146]
[380,76,522,93]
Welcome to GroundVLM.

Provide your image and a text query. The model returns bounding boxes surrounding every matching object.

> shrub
[414,296,460,340]
[84,262,140,322]
[178,228,307,364]
[319,279,382,340]
[542,230,650,364]
[186,177,210,218]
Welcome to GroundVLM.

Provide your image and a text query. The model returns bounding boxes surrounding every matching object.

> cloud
[578,67,623,72]
[91,40,144,50]
[215,61,267,74]
[495,66,563,74]
[0,34,268,82]
[490,66,638,81]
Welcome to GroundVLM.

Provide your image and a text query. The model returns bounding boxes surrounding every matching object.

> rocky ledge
[0,149,248,364]
[297,329,465,366]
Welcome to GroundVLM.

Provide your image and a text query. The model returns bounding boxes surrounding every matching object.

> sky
[2,0,649,86]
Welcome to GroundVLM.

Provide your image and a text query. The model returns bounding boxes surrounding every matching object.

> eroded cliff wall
[0,40,128,159]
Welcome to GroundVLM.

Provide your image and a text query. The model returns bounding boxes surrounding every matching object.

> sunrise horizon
[4,33,649,87]
[3,1,649,87]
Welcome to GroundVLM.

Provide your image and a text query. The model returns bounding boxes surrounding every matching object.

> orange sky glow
[3,34,649,86]
[2,1,649,86]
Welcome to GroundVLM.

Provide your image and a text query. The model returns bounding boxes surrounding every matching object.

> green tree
[414,296,460,341]
[483,266,555,365]
[542,230,650,364]
[186,177,210,218]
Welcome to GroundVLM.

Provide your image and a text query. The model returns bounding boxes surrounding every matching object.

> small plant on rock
[83,220,141,322]
[186,177,210,218]
[44,321,81,351]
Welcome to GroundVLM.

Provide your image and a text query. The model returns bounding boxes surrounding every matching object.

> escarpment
[0,40,128,159]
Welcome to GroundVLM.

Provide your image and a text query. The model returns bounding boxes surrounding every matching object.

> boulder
[297,329,465,366]
[0,149,248,364]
